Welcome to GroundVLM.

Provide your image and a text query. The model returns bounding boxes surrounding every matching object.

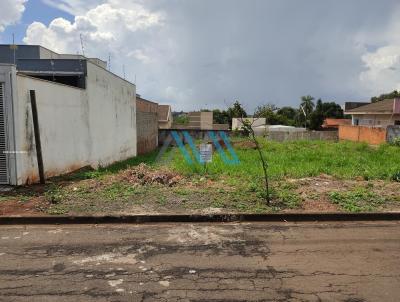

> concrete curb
[0,212,399,225]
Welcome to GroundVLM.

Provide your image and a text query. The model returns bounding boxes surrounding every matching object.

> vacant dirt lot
[1,164,399,216]
[1,139,399,216]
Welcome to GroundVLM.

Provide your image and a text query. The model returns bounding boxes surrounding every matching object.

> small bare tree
[239,117,270,204]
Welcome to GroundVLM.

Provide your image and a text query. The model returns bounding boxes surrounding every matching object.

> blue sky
[1,0,73,44]
[1,0,400,111]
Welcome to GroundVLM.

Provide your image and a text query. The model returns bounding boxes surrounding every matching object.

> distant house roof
[158,105,171,122]
[322,118,351,128]
[345,99,398,114]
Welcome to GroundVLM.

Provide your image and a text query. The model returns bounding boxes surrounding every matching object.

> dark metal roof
[346,99,395,114]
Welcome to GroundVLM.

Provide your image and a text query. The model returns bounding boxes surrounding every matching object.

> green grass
[328,187,386,212]
[100,183,139,201]
[32,139,400,215]
[167,140,400,182]
[62,149,160,181]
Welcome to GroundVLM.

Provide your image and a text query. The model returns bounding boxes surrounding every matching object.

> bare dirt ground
[0,163,399,216]
[290,174,400,212]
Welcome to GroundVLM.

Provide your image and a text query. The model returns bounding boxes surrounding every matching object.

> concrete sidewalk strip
[0,212,399,225]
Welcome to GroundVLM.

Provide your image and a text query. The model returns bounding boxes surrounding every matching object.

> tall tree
[309,99,344,130]
[299,95,315,128]
[254,104,281,125]
[212,109,230,124]
[227,101,247,118]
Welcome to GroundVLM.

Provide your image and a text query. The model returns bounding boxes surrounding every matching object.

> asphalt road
[0,221,399,302]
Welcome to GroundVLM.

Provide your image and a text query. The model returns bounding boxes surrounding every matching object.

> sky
[1,0,400,112]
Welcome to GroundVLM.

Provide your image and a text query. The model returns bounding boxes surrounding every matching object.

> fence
[265,130,338,142]
[338,125,387,145]
[159,129,231,145]
[386,126,400,143]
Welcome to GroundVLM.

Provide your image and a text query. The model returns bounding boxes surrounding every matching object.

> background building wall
[136,97,158,155]
[266,130,338,142]
[137,98,158,113]
[188,112,213,130]
[232,117,266,130]
[351,114,400,127]
[12,61,136,184]
[136,111,158,155]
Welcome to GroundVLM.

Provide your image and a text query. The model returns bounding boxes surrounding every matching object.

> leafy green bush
[392,171,400,182]
[390,137,400,147]
[44,185,65,204]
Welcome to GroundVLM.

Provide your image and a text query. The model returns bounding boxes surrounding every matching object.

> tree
[254,104,281,125]
[320,101,344,118]
[300,95,315,116]
[277,106,297,121]
[309,99,344,130]
[299,95,315,128]
[240,118,270,204]
[276,106,298,126]
[371,90,400,103]
[227,101,247,118]
[309,99,324,130]
[212,109,230,124]
[174,114,189,125]
[227,101,247,126]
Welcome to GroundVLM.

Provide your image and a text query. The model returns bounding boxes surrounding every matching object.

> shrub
[392,171,400,182]
[390,137,400,147]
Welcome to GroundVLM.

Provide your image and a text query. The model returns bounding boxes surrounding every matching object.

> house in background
[339,99,400,145]
[188,111,213,130]
[231,117,266,130]
[172,111,228,130]
[322,118,351,129]
[158,104,173,129]
[345,99,400,127]
[0,44,137,185]
[136,95,158,155]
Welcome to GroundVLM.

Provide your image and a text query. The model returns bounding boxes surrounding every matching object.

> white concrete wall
[12,61,136,184]
[232,117,266,130]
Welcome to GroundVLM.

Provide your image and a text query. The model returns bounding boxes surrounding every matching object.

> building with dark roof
[345,99,400,127]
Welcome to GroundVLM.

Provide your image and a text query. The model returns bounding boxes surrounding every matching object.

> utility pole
[79,34,85,56]
[10,33,18,65]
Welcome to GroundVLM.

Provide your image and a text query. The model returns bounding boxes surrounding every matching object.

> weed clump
[119,163,181,186]
[391,171,400,182]
[328,188,385,212]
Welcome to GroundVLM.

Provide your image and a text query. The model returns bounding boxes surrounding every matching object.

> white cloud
[0,0,27,32]
[24,2,163,54]
[25,0,400,110]
[359,8,400,95]
[127,49,153,64]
